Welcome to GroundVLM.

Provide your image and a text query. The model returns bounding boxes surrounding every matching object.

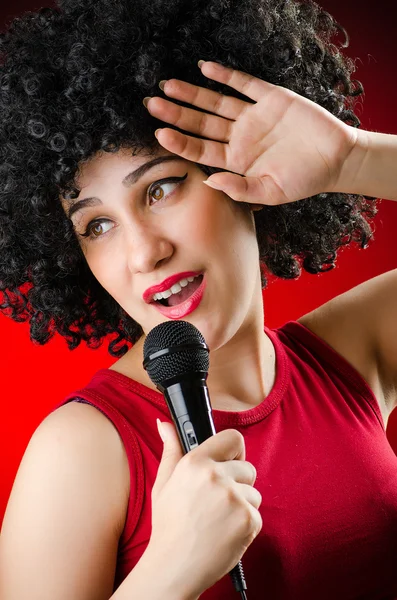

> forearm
[109,544,200,600]
[335,128,397,201]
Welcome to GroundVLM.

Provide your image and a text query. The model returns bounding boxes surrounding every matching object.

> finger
[200,60,276,103]
[161,78,249,121]
[249,204,265,212]
[221,460,257,486]
[146,96,232,143]
[152,421,185,498]
[237,483,262,510]
[155,128,227,169]
[203,172,290,205]
[190,429,246,463]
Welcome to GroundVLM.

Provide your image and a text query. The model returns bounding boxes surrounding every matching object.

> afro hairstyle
[0,0,377,356]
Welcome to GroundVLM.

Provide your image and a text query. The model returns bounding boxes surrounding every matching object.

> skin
[140,60,397,426]
[60,61,397,422]
[61,146,276,411]
[2,61,397,600]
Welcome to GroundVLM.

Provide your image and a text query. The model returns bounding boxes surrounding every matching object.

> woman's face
[61,146,263,350]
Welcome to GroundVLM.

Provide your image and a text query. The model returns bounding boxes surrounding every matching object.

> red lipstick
[143,271,201,303]
[154,276,206,320]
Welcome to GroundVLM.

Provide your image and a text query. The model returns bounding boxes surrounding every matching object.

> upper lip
[143,271,202,303]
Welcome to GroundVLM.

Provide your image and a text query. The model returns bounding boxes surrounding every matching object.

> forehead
[74,146,176,189]
[60,146,185,213]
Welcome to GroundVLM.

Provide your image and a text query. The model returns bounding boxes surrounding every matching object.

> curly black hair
[0,0,377,357]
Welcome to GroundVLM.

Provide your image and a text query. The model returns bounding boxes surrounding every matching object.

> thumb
[153,419,185,495]
[203,172,286,206]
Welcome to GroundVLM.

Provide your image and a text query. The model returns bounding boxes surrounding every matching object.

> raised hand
[144,61,359,206]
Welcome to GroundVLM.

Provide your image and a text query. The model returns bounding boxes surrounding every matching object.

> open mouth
[153,274,204,307]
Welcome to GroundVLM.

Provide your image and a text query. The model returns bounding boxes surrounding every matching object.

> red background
[1,0,397,525]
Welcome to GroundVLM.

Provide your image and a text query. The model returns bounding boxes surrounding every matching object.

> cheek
[85,249,124,299]
[172,191,248,250]
[188,194,255,261]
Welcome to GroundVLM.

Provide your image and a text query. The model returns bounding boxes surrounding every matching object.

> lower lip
[151,276,206,319]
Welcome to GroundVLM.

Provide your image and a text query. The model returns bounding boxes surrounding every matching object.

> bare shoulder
[0,401,130,600]
[298,270,397,428]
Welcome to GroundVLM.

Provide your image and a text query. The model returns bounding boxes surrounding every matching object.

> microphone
[143,320,248,599]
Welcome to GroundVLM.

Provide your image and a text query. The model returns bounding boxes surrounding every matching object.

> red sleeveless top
[53,321,397,599]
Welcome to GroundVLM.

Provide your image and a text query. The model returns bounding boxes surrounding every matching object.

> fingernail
[156,418,166,442]
[203,179,222,190]
[198,60,205,69]
[159,80,167,91]
[143,97,151,108]
[154,128,163,137]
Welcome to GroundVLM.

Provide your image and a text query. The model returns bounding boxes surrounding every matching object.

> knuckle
[252,489,262,510]
[247,462,257,484]
[182,450,199,469]
[225,485,240,506]
[180,450,199,475]
[251,509,263,537]
[182,134,192,156]
[175,106,185,127]
[256,512,263,534]
[250,512,263,540]
[242,505,256,532]
[256,489,262,506]
[234,430,246,453]
[225,70,234,86]
[228,428,245,446]
[192,86,201,104]
[212,92,224,113]
[229,432,245,458]
[225,120,234,140]
[241,74,254,93]
[208,465,223,485]
[199,111,209,131]
[197,137,206,162]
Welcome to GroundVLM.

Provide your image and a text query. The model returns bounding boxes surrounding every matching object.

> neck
[115,305,275,414]
[205,311,275,411]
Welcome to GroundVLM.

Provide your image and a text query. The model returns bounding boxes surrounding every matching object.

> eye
[79,173,188,240]
[148,173,188,205]
[81,218,113,239]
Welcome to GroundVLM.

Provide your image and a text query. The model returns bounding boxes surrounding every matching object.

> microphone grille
[143,321,209,387]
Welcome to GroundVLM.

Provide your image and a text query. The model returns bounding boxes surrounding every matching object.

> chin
[185,313,236,352]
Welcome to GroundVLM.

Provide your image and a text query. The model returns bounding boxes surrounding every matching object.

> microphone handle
[162,376,248,595]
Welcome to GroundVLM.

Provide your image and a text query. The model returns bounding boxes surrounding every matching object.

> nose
[125,221,174,274]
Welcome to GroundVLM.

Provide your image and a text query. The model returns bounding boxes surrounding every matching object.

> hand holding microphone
[147,422,262,599]
[143,321,263,598]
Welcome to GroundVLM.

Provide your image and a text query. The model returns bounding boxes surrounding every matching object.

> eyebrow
[66,155,186,220]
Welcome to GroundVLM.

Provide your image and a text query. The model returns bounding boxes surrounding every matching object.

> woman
[0,0,396,598]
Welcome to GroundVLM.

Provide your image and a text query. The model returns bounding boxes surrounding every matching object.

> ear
[249,204,265,212]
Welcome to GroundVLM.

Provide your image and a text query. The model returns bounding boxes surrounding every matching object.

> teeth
[152,275,200,302]
[170,283,182,294]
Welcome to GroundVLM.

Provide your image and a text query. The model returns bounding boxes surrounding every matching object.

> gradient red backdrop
[1,0,397,525]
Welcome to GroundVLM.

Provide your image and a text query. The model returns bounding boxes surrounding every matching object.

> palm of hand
[145,61,357,205]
